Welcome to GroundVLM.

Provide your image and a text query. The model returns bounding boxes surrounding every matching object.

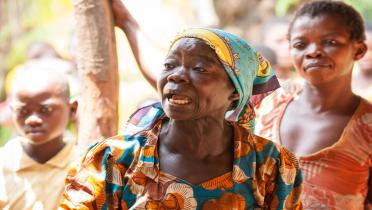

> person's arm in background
[111,0,163,89]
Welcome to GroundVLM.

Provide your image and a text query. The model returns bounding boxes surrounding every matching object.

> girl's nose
[306,44,324,58]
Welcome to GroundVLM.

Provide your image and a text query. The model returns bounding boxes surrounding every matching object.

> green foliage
[275,0,299,16]
[275,0,372,22]
[0,0,75,143]
[0,127,12,146]
[3,26,54,71]
[0,0,73,71]
[344,0,372,22]
[22,0,55,28]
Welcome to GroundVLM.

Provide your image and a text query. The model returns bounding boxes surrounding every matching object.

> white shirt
[0,137,82,210]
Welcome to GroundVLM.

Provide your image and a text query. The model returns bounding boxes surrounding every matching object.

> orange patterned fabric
[255,87,372,210]
[59,103,303,209]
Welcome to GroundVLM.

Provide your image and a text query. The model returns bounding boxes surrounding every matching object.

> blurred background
[1,0,372,145]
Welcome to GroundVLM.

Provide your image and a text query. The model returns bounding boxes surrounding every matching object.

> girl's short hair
[288,0,366,42]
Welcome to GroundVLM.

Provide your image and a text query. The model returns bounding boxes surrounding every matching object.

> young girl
[255,1,372,209]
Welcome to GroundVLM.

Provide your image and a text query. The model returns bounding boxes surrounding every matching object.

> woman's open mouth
[167,94,192,105]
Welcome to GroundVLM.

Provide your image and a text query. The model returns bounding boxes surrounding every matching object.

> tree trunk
[73,0,119,148]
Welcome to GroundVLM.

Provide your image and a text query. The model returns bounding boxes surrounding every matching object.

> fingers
[111,0,131,27]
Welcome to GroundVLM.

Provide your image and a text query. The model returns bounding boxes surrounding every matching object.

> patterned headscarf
[170,28,280,132]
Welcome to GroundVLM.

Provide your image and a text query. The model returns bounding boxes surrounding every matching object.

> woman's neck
[301,74,360,114]
[160,117,233,160]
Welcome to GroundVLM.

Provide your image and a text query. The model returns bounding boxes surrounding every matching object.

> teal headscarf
[171,28,280,131]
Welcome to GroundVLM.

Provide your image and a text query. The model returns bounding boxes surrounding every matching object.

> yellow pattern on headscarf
[171,28,235,70]
[256,52,271,77]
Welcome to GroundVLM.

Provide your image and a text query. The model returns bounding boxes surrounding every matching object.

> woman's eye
[164,63,175,70]
[193,67,206,72]
[292,42,305,49]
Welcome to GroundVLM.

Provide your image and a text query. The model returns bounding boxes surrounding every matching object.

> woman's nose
[167,67,189,83]
[25,114,43,127]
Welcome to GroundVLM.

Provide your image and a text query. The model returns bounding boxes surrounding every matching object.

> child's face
[10,82,74,145]
[289,14,366,85]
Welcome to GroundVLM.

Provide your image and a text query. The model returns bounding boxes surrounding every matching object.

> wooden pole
[73,0,119,148]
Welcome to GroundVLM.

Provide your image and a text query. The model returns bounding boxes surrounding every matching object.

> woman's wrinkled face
[289,14,366,85]
[157,38,236,120]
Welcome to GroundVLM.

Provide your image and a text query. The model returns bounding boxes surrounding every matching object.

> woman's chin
[164,111,192,121]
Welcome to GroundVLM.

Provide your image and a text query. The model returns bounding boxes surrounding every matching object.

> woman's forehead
[168,38,218,59]
[170,38,210,51]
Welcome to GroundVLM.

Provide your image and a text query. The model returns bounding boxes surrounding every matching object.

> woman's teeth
[168,95,191,105]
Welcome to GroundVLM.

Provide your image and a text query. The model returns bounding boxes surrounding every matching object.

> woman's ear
[354,42,367,60]
[228,91,240,110]
[229,91,240,101]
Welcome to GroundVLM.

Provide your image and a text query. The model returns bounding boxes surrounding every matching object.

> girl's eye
[325,39,337,45]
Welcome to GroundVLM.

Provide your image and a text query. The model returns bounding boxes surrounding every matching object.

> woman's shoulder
[255,80,303,110]
[252,135,302,192]
[235,123,300,174]
[252,134,300,169]
[122,102,165,135]
[349,99,372,143]
[80,103,165,167]
[254,80,303,140]
[81,134,142,168]
[349,99,372,130]
[358,98,372,113]
[232,122,303,208]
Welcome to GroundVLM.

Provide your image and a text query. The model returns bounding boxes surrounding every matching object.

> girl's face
[289,14,366,85]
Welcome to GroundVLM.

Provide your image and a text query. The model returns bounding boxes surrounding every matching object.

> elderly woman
[60,29,302,209]
[59,4,302,210]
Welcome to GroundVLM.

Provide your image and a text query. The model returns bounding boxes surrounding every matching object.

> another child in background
[0,60,82,210]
